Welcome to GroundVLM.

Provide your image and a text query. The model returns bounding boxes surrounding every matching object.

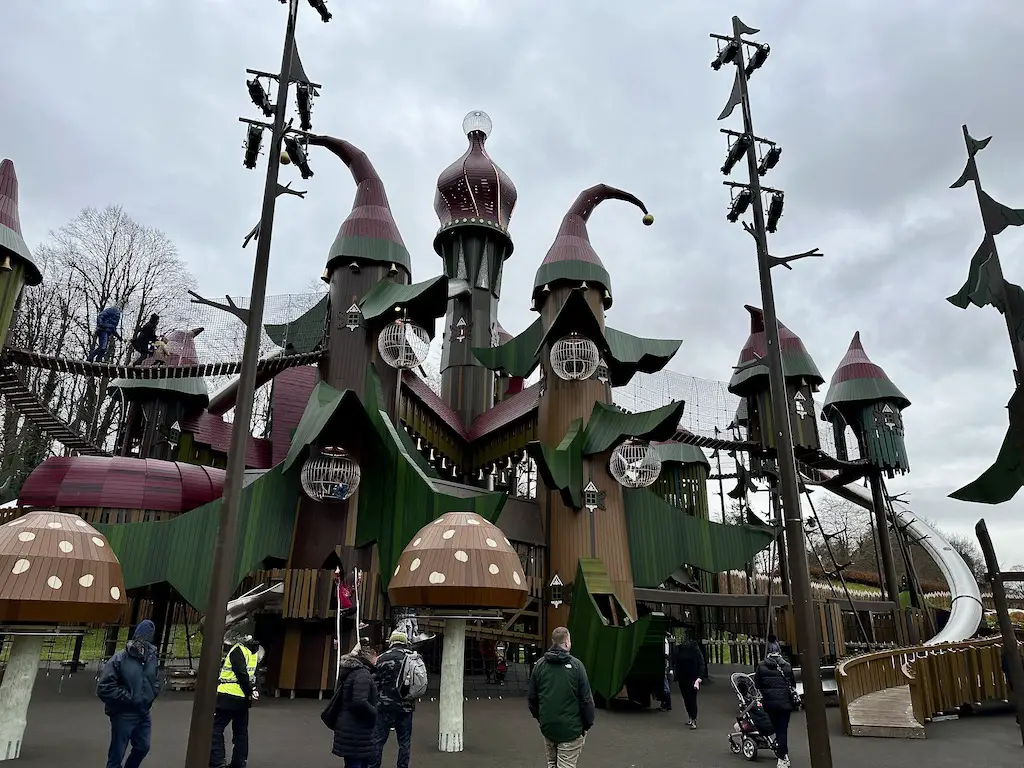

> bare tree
[807,495,869,568]
[0,206,193,500]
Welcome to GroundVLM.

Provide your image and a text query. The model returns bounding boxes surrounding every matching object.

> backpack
[398,649,428,700]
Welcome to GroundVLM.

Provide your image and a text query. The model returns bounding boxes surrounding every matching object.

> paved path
[17,665,1022,767]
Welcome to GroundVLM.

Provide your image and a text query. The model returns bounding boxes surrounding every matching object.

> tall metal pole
[183,2,298,765]
[726,15,833,767]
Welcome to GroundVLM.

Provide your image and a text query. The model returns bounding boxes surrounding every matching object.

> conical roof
[309,136,412,277]
[433,111,517,253]
[533,184,652,310]
[822,332,910,412]
[728,305,823,394]
[0,159,42,286]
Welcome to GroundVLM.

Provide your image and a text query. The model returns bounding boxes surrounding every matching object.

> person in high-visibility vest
[209,635,261,768]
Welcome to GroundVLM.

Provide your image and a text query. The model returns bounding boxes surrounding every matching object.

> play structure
[0,109,985,748]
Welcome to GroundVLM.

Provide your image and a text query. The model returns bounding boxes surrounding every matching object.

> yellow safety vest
[217,644,258,698]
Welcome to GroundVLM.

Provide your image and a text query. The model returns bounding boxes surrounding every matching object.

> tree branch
[769,247,823,270]
[187,290,250,325]
[732,351,764,373]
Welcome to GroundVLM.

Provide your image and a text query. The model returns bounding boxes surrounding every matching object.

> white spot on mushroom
[433,517,445,525]
[428,571,446,584]
[7,519,23,526]
[413,537,422,547]
[488,563,500,575]
[394,564,401,576]
[58,540,74,554]
[17,531,35,543]
[485,538,497,548]
[79,574,95,588]
[110,586,121,600]
[46,522,62,529]
[92,537,105,548]
[75,519,88,527]
[410,558,421,571]
[467,517,481,525]
[513,571,522,585]
[442,529,456,540]
[504,537,512,546]
[455,550,469,562]
[46,576,62,590]
[11,559,29,575]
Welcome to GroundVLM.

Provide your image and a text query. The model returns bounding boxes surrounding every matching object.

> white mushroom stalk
[438,618,467,752]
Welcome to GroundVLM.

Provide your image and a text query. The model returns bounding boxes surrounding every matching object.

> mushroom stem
[438,618,467,752]
[0,634,44,760]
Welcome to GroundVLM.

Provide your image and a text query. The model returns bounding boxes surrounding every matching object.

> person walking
[755,650,798,768]
[371,631,425,768]
[87,303,123,362]
[672,634,707,729]
[327,644,379,768]
[96,620,161,768]
[527,627,595,768]
[209,634,261,768]
[130,314,160,365]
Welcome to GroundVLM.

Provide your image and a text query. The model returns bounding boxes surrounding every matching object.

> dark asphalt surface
[17,664,1023,767]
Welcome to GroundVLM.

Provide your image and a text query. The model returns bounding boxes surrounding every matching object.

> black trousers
[210,706,249,767]
[766,707,791,759]
[677,681,699,720]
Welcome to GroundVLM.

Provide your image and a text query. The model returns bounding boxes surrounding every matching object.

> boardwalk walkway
[847,684,926,738]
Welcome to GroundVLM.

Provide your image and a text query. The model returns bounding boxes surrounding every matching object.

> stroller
[727,673,778,761]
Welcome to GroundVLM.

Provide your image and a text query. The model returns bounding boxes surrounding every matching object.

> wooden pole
[975,519,1024,746]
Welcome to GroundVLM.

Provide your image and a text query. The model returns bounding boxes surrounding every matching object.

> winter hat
[134,620,156,643]
[389,630,409,645]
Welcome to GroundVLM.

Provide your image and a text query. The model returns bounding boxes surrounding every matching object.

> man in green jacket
[527,627,595,768]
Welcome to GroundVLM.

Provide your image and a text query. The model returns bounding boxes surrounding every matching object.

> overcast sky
[4,0,1024,566]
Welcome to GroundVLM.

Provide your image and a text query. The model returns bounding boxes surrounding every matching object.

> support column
[438,618,467,753]
[769,477,789,594]
[0,635,44,761]
[868,473,900,606]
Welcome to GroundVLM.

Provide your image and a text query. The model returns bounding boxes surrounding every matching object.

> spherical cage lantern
[377,318,430,370]
[300,448,361,502]
[549,333,601,381]
[609,439,662,488]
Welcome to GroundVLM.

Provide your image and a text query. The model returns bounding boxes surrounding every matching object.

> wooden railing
[837,636,1005,735]
[906,637,1007,724]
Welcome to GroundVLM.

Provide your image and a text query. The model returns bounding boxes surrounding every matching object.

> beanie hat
[389,630,409,645]
[134,619,156,643]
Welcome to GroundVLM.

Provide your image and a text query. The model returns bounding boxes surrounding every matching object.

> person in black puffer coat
[329,646,379,768]
[754,652,797,768]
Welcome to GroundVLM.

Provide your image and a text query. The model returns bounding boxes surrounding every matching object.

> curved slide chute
[824,481,983,645]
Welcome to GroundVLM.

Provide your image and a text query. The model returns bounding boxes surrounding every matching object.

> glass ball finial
[462,110,492,138]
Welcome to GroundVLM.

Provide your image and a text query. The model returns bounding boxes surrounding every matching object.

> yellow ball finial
[280,152,291,165]
[642,213,654,226]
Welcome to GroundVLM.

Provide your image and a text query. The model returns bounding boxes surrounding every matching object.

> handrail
[907,638,1009,724]
[836,636,1003,735]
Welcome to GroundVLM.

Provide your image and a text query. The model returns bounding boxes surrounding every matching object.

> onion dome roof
[387,511,528,610]
[823,331,910,413]
[728,305,823,395]
[0,510,126,624]
[433,111,517,254]
[0,159,42,286]
[309,135,412,277]
[533,184,652,310]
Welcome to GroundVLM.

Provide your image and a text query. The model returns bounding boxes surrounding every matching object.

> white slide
[823,482,983,645]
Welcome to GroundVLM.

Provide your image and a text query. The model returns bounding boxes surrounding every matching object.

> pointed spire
[433,110,517,254]
[308,136,412,277]
[728,305,823,394]
[822,331,910,413]
[0,159,41,286]
[533,184,653,310]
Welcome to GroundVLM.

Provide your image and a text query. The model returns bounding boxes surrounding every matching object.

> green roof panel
[472,318,544,378]
[264,295,328,354]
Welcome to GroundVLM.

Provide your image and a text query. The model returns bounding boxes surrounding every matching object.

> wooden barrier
[837,636,1005,738]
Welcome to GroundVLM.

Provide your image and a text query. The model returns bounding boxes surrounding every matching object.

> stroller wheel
[729,737,741,755]
[741,736,758,761]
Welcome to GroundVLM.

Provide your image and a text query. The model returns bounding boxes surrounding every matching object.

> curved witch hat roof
[0,159,42,286]
[533,184,652,309]
[822,331,910,414]
[309,135,412,277]
[433,111,517,254]
[728,305,823,395]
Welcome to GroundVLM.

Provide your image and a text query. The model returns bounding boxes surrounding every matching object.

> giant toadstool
[0,510,126,760]
[388,511,527,753]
